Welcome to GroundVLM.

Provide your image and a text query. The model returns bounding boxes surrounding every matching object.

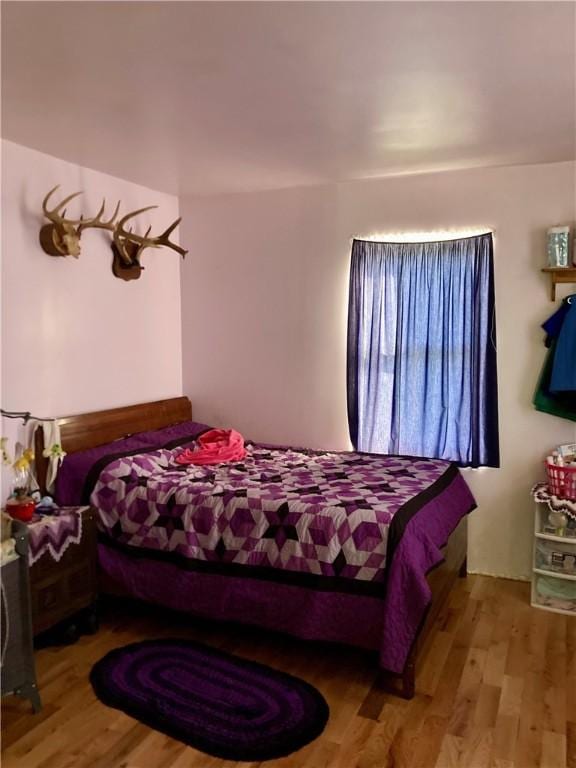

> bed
[35,396,475,698]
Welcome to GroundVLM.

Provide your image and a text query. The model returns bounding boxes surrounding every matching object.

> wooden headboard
[34,396,192,495]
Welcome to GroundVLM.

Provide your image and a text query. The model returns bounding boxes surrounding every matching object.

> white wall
[181,161,576,581]
[1,141,183,487]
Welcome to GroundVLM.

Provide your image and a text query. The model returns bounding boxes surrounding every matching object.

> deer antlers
[40,186,86,257]
[78,198,121,233]
[39,186,187,281]
[113,206,187,265]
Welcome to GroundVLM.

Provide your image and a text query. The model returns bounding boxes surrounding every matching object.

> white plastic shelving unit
[531,502,576,616]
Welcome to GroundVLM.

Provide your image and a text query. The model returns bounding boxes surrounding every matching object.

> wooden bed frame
[34,397,191,494]
[35,396,467,699]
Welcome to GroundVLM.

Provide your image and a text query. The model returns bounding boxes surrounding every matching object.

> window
[347,233,499,468]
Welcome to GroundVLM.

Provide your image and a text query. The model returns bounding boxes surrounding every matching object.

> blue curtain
[347,234,499,468]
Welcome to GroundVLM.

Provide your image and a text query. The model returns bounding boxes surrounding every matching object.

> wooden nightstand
[29,506,99,639]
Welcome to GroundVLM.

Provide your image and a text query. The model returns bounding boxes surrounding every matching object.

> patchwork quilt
[91,441,456,595]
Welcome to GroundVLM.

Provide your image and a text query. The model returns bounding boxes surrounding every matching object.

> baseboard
[467,568,530,583]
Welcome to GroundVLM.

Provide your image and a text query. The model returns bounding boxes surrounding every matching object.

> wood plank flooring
[2,575,575,768]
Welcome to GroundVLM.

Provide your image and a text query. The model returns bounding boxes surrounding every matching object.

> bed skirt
[98,540,384,651]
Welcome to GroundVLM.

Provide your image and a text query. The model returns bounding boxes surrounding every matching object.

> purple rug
[90,638,329,761]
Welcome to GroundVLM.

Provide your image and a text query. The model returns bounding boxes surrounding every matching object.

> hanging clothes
[550,299,576,392]
[534,296,576,421]
[542,302,571,347]
[175,429,246,465]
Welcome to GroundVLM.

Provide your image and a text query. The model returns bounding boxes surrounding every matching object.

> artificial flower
[42,443,67,460]
[13,456,31,472]
[12,448,35,473]
[1,437,12,466]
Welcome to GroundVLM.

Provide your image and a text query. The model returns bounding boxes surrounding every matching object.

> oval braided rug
[90,638,329,762]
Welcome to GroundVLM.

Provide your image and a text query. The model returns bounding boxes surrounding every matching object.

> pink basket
[545,460,576,501]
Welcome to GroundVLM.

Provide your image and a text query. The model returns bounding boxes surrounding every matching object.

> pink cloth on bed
[174,428,246,465]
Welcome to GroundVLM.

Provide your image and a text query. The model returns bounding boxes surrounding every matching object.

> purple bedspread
[92,444,457,591]
[57,422,476,673]
[99,466,472,674]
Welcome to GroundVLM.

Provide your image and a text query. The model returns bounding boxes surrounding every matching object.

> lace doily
[27,507,87,566]
[531,482,576,521]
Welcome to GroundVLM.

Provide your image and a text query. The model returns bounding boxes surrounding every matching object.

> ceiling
[2,1,575,197]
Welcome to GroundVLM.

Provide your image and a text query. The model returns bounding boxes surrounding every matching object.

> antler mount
[39,186,187,281]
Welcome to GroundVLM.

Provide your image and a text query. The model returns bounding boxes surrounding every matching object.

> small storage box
[533,573,576,614]
[535,539,576,575]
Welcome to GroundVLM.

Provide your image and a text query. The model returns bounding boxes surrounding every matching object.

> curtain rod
[1,409,55,424]
[351,230,495,244]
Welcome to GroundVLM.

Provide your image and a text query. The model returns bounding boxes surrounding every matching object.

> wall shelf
[541,266,576,301]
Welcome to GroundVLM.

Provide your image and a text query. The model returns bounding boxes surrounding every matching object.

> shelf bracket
[541,267,576,302]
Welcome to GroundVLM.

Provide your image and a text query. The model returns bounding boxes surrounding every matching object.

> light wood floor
[1,575,575,768]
